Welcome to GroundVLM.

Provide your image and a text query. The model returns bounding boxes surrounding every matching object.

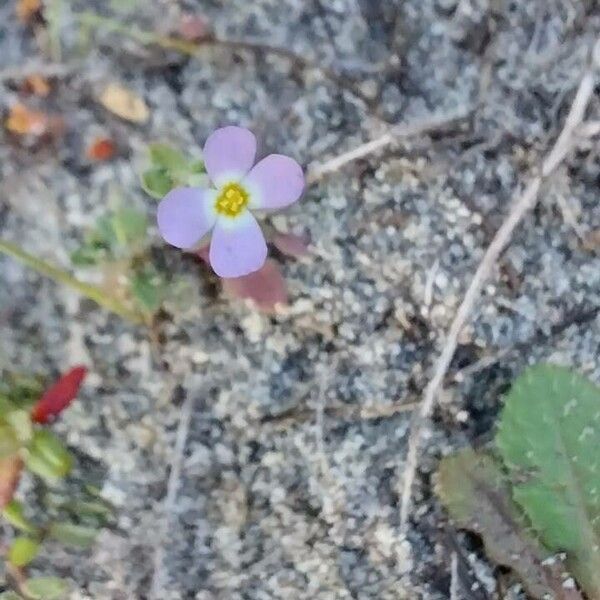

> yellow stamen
[214,182,249,217]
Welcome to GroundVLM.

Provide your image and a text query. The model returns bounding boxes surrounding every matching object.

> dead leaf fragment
[6,103,49,136]
[0,456,23,508]
[23,74,51,97]
[99,83,150,124]
[16,0,41,23]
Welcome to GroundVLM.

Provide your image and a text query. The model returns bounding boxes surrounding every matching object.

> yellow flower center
[214,182,249,217]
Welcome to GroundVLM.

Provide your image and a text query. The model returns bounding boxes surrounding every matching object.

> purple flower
[157,126,305,278]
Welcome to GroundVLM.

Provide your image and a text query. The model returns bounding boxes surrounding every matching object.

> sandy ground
[1,0,600,598]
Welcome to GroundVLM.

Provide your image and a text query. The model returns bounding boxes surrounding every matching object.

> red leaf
[272,231,310,258]
[178,13,212,42]
[30,366,87,424]
[222,259,288,312]
[86,137,117,161]
[195,244,210,263]
[0,457,23,509]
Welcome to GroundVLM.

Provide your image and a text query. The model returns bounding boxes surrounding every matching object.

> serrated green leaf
[497,364,600,598]
[25,431,73,481]
[141,168,174,199]
[437,450,556,599]
[49,522,99,547]
[0,422,20,459]
[8,537,39,567]
[148,143,189,175]
[23,577,68,600]
[2,500,38,535]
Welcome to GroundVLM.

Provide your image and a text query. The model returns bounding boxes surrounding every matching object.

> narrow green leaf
[23,577,68,600]
[25,431,73,481]
[437,450,556,599]
[5,411,32,444]
[0,422,20,459]
[8,537,39,567]
[2,500,38,535]
[64,499,114,520]
[497,364,600,598]
[49,522,99,547]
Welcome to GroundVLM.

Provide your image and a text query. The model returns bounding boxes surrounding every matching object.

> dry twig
[306,110,473,185]
[398,38,600,531]
[150,383,195,600]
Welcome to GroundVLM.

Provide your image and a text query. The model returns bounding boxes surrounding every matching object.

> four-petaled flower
[157,126,305,278]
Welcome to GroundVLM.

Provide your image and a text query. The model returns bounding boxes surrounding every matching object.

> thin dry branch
[150,385,195,600]
[398,38,600,531]
[306,110,473,185]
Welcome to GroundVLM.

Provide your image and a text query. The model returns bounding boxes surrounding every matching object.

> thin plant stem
[0,239,145,325]
[75,11,375,108]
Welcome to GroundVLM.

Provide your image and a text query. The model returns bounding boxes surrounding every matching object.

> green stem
[0,239,145,326]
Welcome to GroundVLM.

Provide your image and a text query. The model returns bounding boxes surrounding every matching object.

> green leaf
[0,422,20,459]
[64,499,114,520]
[148,143,189,175]
[23,577,68,600]
[2,500,38,535]
[437,450,557,599]
[129,265,167,313]
[0,591,23,599]
[70,244,106,267]
[110,207,148,247]
[25,431,73,481]
[188,159,205,174]
[8,537,39,567]
[497,364,600,598]
[141,168,174,199]
[48,522,99,547]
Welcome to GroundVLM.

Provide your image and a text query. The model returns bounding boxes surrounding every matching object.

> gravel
[1,0,600,598]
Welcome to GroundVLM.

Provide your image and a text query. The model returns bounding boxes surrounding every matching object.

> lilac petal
[209,212,267,278]
[245,154,304,210]
[157,187,216,249]
[203,126,256,187]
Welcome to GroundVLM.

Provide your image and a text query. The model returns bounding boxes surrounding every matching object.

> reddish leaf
[0,457,23,509]
[177,13,212,42]
[222,259,288,312]
[272,231,310,258]
[86,137,117,161]
[194,244,210,263]
[30,366,87,424]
